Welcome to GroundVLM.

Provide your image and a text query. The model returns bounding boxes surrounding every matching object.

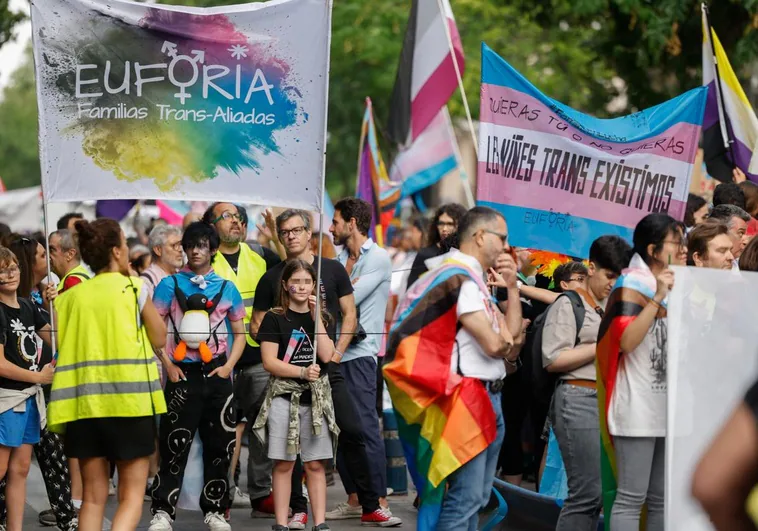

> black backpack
[529,290,586,405]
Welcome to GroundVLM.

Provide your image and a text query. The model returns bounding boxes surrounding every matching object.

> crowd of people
[0,178,756,531]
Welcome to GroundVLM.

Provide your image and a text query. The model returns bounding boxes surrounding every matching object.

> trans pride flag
[596,253,662,530]
[477,43,707,258]
[383,257,498,530]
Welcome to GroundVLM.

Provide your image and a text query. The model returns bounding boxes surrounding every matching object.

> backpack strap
[561,291,587,347]
[207,280,229,351]
[139,270,156,288]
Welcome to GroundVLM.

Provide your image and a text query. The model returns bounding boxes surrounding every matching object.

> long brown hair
[272,259,330,326]
[6,235,40,298]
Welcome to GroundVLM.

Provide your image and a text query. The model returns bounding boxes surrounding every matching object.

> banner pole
[313,0,333,365]
[42,199,58,363]
[443,106,476,208]
[435,0,478,160]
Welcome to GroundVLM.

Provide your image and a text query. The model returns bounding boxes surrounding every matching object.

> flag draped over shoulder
[387,0,464,147]
[596,253,662,530]
[702,9,758,183]
[357,98,396,247]
[383,257,498,530]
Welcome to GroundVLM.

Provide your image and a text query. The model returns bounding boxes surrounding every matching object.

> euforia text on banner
[477,43,707,258]
[32,0,330,209]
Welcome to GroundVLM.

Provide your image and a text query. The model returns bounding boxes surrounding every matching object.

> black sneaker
[312,524,331,531]
[39,509,57,527]
[272,526,289,531]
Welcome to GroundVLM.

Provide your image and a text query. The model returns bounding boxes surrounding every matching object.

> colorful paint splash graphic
[45,9,303,190]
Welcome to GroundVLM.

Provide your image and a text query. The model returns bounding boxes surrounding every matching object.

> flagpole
[435,0,479,163]
[42,198,58,362]
[443,107,476,207]
[356,99,369,191]
[313,0,333,364]
[702,2,737,166]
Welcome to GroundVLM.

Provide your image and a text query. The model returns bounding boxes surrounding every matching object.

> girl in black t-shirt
[258,260,335,531]
[0,246,55,531]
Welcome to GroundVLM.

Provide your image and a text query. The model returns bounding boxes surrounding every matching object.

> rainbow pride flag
[383,258,498,530]
[596,253,662,530]
[357,97,398,247]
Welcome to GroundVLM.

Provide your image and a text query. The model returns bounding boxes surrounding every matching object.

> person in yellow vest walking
[48,229,90,293]
[202,203,281,516]
[48,218,167,531]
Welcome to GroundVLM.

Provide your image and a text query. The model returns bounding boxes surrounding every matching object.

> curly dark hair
[334,198,373,236]
[428,203,467,247]
[75,218,123,273]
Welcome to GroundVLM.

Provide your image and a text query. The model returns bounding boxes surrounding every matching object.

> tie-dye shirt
[153,268,245,363]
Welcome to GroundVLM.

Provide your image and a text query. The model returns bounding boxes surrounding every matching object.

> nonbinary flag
[477,43,707,258]
[389,108,459,198]
[387,0,464,147]
[702,8,758,183]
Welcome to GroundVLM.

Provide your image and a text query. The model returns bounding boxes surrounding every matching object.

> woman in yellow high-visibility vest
[48,218,167,531]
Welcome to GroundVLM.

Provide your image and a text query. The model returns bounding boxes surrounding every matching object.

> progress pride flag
[477,43,707,258]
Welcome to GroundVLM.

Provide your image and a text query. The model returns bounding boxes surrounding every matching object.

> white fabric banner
[31,0,330,208]
[666,265,758,530]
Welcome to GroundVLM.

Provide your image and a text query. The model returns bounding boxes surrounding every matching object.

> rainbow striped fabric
[383,258,498,530]
[596,253,663,530]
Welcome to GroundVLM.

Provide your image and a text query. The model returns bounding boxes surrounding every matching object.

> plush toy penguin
[171,279,227,363]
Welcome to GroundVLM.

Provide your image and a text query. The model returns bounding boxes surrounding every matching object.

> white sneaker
[108,480,116,496]
[325,502,362,520]
[148,511,173,531]
[231,487,251,508]
[204,512,232,531]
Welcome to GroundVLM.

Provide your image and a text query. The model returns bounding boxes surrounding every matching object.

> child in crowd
[0,246,55,531]
[254,260,339,531]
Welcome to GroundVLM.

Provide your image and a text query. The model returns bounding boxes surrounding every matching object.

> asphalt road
[21,446,418,530]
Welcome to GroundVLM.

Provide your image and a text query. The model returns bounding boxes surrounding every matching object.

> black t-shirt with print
[257,308,327,403]
[253,256,353,342]
[0,299,49,391]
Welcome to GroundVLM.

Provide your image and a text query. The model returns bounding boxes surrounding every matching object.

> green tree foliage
[0,46,40,190]
[0,0,24,48]
[0,0,755,193]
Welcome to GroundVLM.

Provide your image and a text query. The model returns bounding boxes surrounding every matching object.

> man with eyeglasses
[540,235,631,531]
[141,225,185,298]
[201,203,282,516]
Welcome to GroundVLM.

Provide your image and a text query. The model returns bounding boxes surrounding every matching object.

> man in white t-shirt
[434,206,522,531]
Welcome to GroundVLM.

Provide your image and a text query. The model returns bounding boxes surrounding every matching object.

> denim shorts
[0,397,40,447]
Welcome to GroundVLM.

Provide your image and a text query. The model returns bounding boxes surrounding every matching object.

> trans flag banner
[31,0,330,209]
[477,43,707,258]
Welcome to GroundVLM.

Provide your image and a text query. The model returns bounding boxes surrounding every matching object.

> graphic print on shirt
[283,327,313,365]
[650,319,667,390]
[10,317,42,371]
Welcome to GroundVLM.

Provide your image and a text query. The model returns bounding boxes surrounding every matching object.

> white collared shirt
[440,250,507,382]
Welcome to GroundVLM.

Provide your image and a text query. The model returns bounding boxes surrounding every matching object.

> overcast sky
[0,0,31,96]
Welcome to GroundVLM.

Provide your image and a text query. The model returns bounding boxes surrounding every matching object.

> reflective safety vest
[48,273,167,433]
[213,243,267,347]
[57,264,90,292]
